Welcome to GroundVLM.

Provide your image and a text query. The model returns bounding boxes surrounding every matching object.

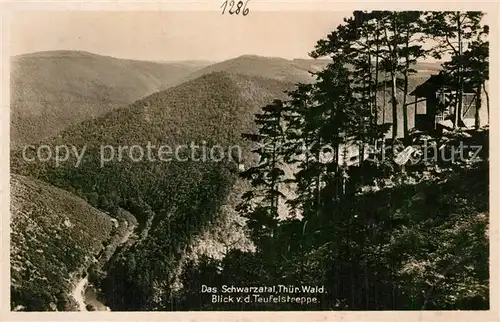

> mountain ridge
[174,55,331,86]
[10,51,208,147]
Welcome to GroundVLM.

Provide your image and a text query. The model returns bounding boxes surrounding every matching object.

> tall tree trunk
[374,22,380,127]
[391,72,398,143]
[402,32,410,144]
[455,13,464,128]
[483,81,489,123]
[316,136,322,218]
[271,143,277,214]
[368,50,374,134]
[271,109,281,216]
[382,72,386,124]
[475,85,481,129]
[386,21,399,146]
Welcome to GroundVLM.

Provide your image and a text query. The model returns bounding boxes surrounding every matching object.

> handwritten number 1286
[221,0,250,16]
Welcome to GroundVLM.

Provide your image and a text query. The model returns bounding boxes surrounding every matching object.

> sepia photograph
[3,5,496,317]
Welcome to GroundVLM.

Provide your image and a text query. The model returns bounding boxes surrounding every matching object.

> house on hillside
[408,74,489,134]
[314,73,488,168]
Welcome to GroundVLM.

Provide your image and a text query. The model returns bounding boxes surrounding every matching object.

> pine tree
[282,83,319,218]
[396,11,427,142]
[426,11,485,128]
[238,99,287,248]
[471,37,490,127]
[463,26,489,129]
[314,60,354,199]
[377,11,403,143]
[233,10,489,311]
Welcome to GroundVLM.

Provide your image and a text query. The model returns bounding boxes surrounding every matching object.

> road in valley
[71,218,136,311]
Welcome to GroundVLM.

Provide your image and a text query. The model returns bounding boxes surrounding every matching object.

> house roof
[409,73,476,97]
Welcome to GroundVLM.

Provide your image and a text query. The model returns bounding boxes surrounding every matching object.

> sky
[10,11,494,63]
[10,11,348,62]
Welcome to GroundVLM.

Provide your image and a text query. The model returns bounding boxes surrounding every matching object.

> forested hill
[174,55,331,85]
[11,71,294,310]
[10,174,115,311]
[10,49,443,147]
[10,50,208,147]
